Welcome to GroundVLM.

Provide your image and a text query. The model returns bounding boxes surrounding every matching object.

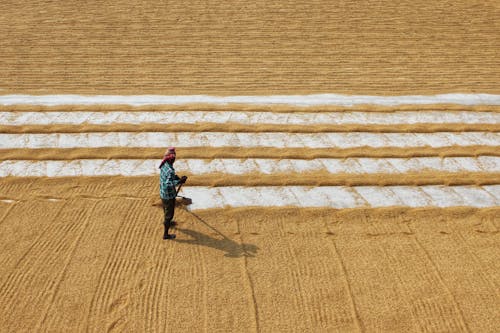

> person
[159,147,187,240]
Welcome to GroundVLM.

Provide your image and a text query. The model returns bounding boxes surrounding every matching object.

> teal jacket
[159,162,180,200]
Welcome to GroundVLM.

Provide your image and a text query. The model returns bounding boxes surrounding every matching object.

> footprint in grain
[109,294,128,313]
[107,316,127,333]
[107,294,129,332]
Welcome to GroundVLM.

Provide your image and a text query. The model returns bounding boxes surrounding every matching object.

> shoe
[164,234,176,240]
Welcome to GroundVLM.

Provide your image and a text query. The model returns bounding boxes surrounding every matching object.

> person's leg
[162,198,176,239]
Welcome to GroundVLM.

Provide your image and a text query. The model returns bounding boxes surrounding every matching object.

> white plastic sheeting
[2,111,500,126]
[1,132,498,149]
[0,157,498,177]
[1,94,498,210]
[179,185,500,209]
[1,93,500,106]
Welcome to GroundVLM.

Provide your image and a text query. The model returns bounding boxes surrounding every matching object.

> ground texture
[0,178,498,332]
[0,178,499,332]
[1,1,500,332]
[1,0,499,95]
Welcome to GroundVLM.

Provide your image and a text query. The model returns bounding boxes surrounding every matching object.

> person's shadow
[175,213,259,258]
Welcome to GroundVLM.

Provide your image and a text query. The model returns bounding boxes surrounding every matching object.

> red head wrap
[159,147,176,168]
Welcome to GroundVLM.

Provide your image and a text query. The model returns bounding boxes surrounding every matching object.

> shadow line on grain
[175,213,258,258]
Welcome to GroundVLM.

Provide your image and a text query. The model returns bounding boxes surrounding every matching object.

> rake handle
[176,179,186,196]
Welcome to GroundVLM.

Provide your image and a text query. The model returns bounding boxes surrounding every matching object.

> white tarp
[2,111,499,126]
[1,132,498,149]
[1,93,500,106]
[0,157,497,177]
[176,185,500,209]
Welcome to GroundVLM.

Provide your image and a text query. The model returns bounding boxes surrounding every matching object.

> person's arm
[173,173,187,186]
[173,174,181,186]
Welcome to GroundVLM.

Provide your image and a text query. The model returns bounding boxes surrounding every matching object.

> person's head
[164,147,176,164]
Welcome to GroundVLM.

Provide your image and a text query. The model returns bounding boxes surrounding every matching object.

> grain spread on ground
[1,1,499,332]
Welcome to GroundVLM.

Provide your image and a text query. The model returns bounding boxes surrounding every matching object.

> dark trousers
[162,198,176,229]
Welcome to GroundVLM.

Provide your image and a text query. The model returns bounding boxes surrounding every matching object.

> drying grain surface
[1,0,500,95]
[2,146,499,161]
[0,177,498,332]
[1,1,499,331]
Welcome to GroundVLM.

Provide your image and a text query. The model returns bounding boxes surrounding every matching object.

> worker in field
[159,147,187,240]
